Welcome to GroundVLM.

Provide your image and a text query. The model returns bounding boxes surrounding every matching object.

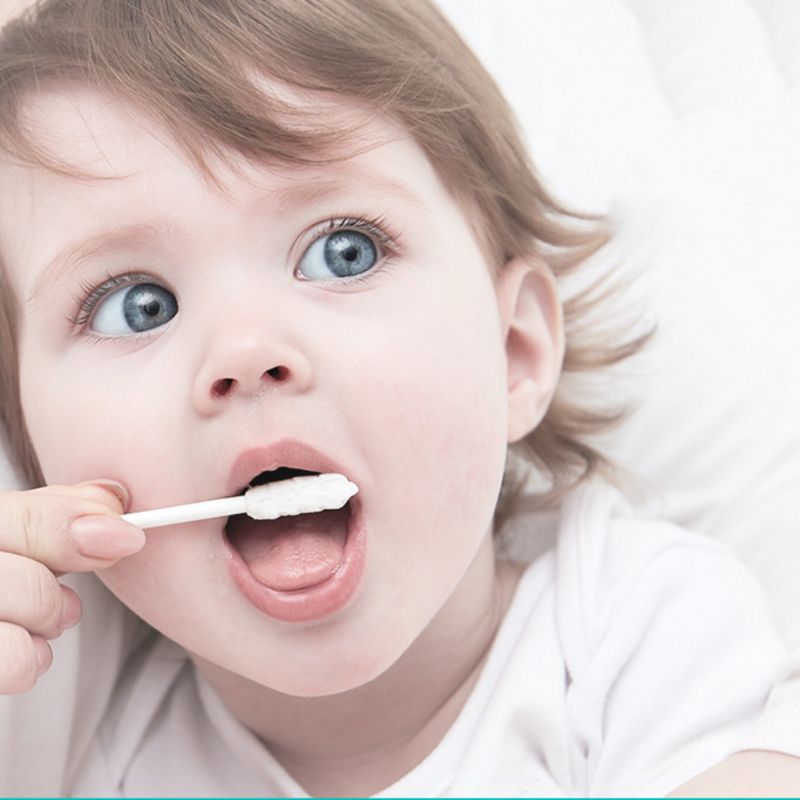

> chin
[221,633,405,698]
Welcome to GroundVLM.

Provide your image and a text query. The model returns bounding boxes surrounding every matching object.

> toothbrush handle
[121,495,247,529]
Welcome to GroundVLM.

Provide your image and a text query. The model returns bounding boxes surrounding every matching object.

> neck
[192,543,525,797]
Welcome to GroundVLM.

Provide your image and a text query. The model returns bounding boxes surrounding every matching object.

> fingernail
[80,480,131,512]
[70,515,145,559]
[59,590,82,630]
[33,637,52,676]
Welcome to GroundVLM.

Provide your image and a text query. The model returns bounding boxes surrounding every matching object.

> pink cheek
[96,533,177,600]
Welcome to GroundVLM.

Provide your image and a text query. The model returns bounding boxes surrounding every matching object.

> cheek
[370,327,507,480]
[345,263,510,557]
[17,336,179,493]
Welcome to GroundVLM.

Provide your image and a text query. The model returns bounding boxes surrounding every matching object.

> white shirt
[2,482,798,796]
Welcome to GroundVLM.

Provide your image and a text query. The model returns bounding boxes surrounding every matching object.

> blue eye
[298,228,379,281]
[91,282,178,336]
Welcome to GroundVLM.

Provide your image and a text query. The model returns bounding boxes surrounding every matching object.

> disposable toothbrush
[120,473,358,530]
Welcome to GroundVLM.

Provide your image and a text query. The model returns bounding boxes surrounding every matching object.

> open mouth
[225,466,353,593]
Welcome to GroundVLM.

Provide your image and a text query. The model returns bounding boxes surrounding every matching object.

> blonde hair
[0,0,646,523]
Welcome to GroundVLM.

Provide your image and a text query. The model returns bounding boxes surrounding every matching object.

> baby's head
[0,0,638,694]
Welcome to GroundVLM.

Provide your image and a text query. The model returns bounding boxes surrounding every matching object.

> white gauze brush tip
[245,473,358,520]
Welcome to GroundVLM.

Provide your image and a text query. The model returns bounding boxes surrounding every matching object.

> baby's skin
[0,480,143,693]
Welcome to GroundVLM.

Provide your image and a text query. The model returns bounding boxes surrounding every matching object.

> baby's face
[2,87,532,694]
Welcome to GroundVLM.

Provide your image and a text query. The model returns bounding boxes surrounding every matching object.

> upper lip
[226,438,352,497]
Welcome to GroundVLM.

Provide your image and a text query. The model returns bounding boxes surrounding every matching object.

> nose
[192,327,314,416]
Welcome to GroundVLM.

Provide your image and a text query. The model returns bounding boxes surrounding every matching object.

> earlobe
[497,257,564,443]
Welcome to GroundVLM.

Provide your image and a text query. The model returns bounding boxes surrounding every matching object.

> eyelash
[69,272,144,329]
[304,214,399,285]
[67,214,401,337]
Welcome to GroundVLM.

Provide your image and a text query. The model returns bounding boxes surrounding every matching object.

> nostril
[212,378,234,397]
[211,368,287,398]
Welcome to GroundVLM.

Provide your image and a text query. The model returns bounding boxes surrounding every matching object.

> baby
[0,0,798,795]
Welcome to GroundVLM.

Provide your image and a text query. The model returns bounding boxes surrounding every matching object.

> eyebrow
[26,222,176,306]
[265,172,427,214]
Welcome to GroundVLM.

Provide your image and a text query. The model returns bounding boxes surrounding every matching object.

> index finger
[0,481,146,574]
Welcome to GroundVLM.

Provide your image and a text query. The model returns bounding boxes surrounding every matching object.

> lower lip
[223,499,367,624]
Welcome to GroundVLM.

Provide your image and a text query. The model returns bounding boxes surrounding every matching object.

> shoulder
[489,482,789,795]
[556,479,765,597]
[554,480,780,679]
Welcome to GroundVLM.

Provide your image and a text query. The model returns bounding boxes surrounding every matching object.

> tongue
[226,507,348,591]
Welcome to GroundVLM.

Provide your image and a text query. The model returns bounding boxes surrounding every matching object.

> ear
[496,256,565,443]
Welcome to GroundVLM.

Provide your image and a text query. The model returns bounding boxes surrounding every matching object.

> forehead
[4,81,420,196]
[0,85,455,298]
